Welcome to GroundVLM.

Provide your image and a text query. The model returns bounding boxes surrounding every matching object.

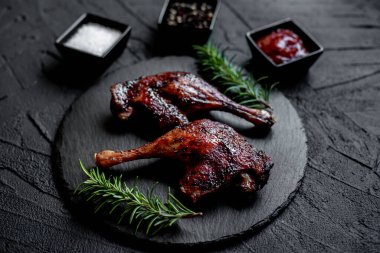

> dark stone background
[0,0,379,252]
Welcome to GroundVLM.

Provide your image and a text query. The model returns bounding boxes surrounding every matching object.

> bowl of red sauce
[246,19,323,75]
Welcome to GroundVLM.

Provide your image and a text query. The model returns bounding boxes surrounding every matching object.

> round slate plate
[54,56,307,247]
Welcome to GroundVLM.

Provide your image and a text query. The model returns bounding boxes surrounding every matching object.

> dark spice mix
[165,2,214,29]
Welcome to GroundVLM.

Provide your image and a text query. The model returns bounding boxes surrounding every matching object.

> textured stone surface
[0,0,379,252]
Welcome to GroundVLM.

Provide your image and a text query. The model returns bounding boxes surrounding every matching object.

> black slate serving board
[54,56,307,247]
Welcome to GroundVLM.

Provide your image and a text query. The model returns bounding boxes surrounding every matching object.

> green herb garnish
[194,43,276,110]
[76,161,202,236]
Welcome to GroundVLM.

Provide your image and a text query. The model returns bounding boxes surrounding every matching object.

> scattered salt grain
[64,23,122,57]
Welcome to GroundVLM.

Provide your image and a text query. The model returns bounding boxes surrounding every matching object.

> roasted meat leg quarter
[111,71,275,131]
[95,119,273,203]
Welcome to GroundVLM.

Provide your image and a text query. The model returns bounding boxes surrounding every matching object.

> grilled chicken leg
[95,119,273,203]
[111,71,275,131]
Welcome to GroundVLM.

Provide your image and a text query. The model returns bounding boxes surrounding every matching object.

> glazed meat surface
[111,71,275,131]
[95,119,273,203]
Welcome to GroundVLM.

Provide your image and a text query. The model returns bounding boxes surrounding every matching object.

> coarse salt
[64,23,122,57]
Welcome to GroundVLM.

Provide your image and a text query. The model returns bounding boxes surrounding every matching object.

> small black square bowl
[55,13,131,68]
[246,18,323,75]
[157,0,221,47]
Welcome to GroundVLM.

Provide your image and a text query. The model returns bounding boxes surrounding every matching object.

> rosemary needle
[75,161,202,236]
[194,43,276,110]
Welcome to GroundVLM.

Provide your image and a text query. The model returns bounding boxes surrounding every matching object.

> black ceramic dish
[55,13,131,68]
[246,18,323,75]
[157,0,221,47]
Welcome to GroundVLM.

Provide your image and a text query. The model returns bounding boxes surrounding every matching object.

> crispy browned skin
[95,119,273,203]
[111,71,275,131]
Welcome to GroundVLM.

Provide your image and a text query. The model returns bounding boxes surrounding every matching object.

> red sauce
[255,29,308,64]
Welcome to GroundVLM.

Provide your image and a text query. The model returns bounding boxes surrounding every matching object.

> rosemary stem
[194,43,275,110]
[76,162,201,236]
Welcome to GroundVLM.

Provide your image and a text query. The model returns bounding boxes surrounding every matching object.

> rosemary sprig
[194,43,275,110]
[75,161,202,236]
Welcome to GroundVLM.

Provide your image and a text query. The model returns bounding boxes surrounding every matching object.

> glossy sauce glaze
[255,28,308,64]
[95,119,273,203]
[110,71,275,132]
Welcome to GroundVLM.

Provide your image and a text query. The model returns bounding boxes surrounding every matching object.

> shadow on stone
[41,50,111,88]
